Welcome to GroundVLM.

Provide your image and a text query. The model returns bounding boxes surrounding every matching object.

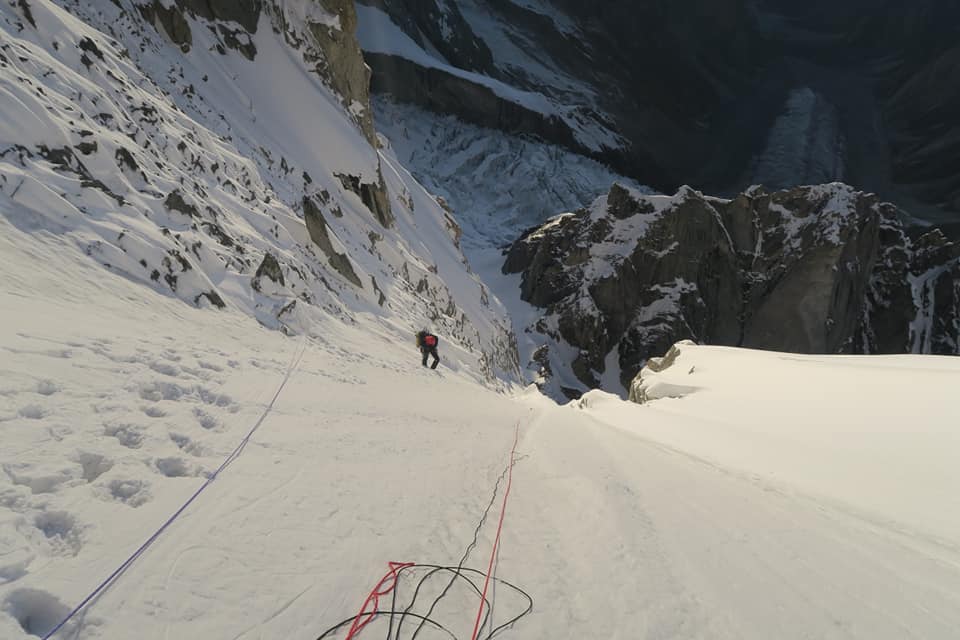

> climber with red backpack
[416,329,440,370]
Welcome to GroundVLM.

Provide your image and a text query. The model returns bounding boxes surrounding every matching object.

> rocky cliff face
[504,183,960,397]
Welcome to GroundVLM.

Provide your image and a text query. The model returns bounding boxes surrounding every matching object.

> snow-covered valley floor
[4,199,960,640]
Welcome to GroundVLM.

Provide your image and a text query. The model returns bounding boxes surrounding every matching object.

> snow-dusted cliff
[505,182,960,397]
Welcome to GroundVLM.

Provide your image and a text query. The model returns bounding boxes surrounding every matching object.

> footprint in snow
[106,478,151,507]
[160,349,182,362]
[154,456,197,478]
[31,510,83,556]
[148,360,181,377]
[169,433,209,457]
[18,405,48,420]
[103,423,146,449]
[72,452,113,483]
[3,588,76,637]
[143,405,167,418]
[138,380,187,402]
[5,465,73,495]
[193,408,219,430]
[35,380,60,396]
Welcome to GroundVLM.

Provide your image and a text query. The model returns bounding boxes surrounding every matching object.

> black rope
[313,564,532,640]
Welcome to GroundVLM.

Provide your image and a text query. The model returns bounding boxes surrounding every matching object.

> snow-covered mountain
[1,0,519,385]
[3,2,960,639]
[505,182,960,397]
[356,0,960,225]
[355,0,758,192]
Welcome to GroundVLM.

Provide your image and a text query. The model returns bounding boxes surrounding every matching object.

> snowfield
[4,206,960,639]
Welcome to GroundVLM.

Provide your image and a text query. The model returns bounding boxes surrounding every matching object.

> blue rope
[43,340,305,639]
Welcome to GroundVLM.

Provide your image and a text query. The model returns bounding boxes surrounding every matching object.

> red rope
[344,561,414,640]
[469,424,520,640]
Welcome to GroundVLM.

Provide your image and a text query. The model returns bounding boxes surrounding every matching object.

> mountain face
[504,184,960,397]
[1,0,519,383]
[356,0,760,191]
[356,0,960,224]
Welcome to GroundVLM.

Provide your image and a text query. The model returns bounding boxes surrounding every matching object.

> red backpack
[424,334,438,347]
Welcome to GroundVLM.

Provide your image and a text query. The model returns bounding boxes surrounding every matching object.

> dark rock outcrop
[178,0,262,33]
[505,183,960,394]
[335,170,393,228]
[303,0,379,146]
[303,195,363,288]
[252,252,285,293]
[137,2,192,51]
[362,0,494,73]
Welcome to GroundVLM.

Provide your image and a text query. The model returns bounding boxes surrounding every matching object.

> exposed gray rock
[178,0,262,33]
[335,171,393,228]
[303,195,362,288]
[264,0,393,226]
[16,0,36,29]
[251,252,284,292]
[358,0,494,73]
[163,190,198,218]
[138,1,192,51]
[310,0,376,144]
[506,182,960,394]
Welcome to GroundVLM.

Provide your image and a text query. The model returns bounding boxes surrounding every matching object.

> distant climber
[416,329,440,369]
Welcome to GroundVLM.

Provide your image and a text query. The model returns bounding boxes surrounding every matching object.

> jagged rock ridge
[505,183,960,397]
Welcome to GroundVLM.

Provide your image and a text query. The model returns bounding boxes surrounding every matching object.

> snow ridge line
[470,422,520,640]
[42,337,309,640]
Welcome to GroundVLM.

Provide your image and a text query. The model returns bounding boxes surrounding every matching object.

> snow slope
[0,217,533,639]
[622,341,960,543]
[4,201,960,639]
[0,0,517,384]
